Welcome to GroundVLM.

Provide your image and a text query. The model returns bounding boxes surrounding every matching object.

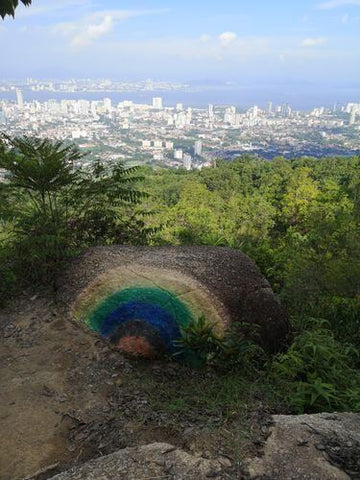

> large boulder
[58,246,290,356]
[48,443,224,480]
[245,413,360,480]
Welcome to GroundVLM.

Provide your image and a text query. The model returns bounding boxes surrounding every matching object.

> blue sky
[1,0,360,90]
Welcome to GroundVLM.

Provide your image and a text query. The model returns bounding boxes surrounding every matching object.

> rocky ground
[1,293,359,480]
[0,293,265,480]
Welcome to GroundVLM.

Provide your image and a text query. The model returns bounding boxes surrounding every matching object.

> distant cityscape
[1,79,359,170]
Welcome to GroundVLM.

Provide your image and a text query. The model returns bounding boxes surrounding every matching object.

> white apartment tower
[16,89,24,108]
[349,110,357,125]
[103,97,112,113]
[153,97,163,109]
[183,154,192,171]
[194,140,203,156]
[208,104,214,119]
[174,149,183,160]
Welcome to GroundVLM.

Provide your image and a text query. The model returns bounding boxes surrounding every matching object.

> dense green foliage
[173,314,360,414]
[270,318,360,413]
[138,155,360,413]
[0,136,148,290]
[175,315,263,368]
[141,156,360,318]
[1,137,359,414]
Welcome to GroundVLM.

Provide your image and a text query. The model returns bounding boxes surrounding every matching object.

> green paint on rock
[85,287,195,332]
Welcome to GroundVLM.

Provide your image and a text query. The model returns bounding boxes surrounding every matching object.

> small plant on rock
[175,315,264,369]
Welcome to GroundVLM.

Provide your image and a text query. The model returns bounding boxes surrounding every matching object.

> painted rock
[58,246,290,358]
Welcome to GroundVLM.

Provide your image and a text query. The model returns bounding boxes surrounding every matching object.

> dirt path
[0,294,265,480]
[0,295,117,480]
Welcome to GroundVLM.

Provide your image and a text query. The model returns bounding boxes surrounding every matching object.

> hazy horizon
[1,0,360,100]
[1,82,359,111]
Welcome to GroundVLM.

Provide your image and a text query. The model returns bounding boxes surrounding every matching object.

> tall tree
[0,136,146,282]
[0,0,31,19]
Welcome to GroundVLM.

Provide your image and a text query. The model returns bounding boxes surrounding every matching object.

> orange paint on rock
[117,335,155,358]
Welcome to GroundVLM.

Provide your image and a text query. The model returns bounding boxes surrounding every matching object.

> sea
[1,85,360,110]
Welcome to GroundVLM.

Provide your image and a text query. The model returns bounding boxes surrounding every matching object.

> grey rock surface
[58,246,290,352]
[245,413,360,480]
[48,442,224,480]
[47,414,360,480]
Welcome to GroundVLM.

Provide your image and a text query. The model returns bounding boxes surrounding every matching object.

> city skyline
[2,82,359,171]
[1,0,360,101]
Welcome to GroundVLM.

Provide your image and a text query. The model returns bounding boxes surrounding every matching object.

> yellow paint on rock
[72,266,230,335]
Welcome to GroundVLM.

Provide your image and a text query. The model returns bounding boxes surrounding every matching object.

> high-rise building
[194,140,202,156]
[175,112,186,128]
[311,107,324,117]
[91,101,98,116]
[186,107,192,125]
[46,99,60,114]
[78,100,90,115]
[176,103,183,111]
[174,149,183,160]
[103,97,112,113]
[183,154,192,171]
[349,110,357,125]
[280,103,292,117]
[153,97,163,109]
[224,106,236,124]
[345,103,360,114]
[248,105,259,119]
[60,100,68,115]
[266,101,273,115]
[16,89,24,108]
[208,104,214,119]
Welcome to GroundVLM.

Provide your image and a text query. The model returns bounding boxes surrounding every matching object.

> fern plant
[271,318,360,413]
[0,136,148,285]
[175,315,263,369]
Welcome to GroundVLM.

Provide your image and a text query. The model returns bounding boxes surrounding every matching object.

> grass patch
[123,361,284,426]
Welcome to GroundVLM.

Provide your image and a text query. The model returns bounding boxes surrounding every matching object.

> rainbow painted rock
[59,246,290,358]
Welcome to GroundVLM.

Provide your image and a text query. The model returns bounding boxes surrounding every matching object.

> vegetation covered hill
[142,156,360,316]
[1,137,360,414]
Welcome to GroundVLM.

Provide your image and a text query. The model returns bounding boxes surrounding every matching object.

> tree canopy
[1,136,360,413]
[0,136,147,282]
[0,0,32,19]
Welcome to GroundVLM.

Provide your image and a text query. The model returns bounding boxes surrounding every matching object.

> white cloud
[316,0,360,10]
[218,32,238,47]
[106,35,271,65]
[301,37,328,47]
[70,14,113,48]
[54,9,167,49]
[15,0,91,18]
[199,34,211,43]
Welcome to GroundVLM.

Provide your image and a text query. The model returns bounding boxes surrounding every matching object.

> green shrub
[0,224,17,306]
[270,318,360,413]
[0,249,17,307]
[0,136,147,288]
[175,315,264,369]
[306,297,360,349]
